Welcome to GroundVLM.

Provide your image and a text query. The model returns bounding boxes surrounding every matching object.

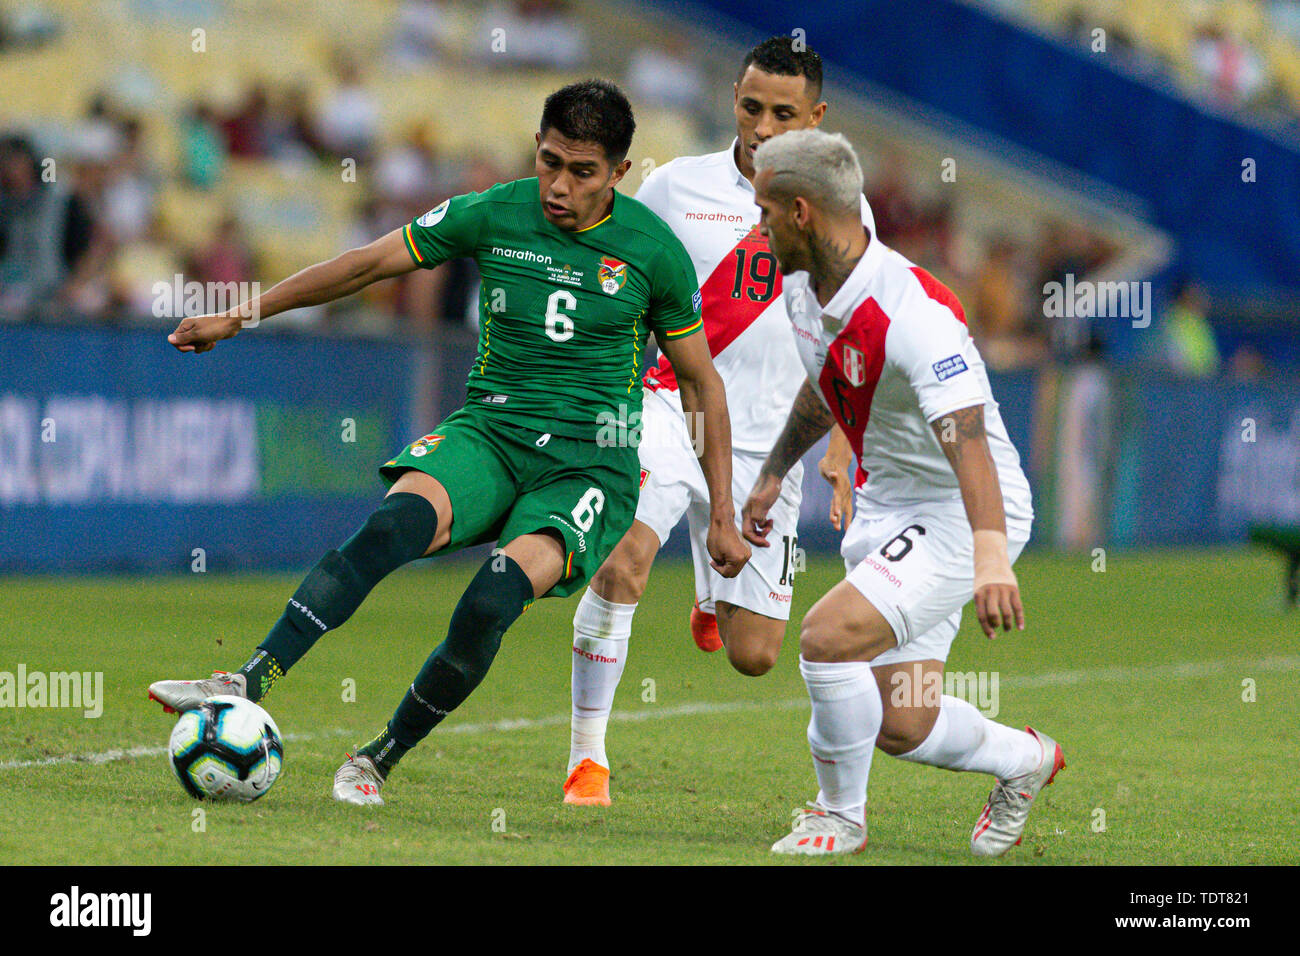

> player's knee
[876,706,938,755]
[798,611,844,662]
[718,613,782,676]
[346,492,438,564]
[591,548,650,603]
[353,502,404,552]
[726,643,778,677]
[876,716,926,755]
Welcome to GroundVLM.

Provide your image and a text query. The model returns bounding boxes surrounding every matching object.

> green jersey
[402,177,703,440]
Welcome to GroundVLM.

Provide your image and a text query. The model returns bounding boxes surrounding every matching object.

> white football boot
[332,753,385,806]
[771,803,868,856]
[148,671,247,714]
[970,727,1066,857]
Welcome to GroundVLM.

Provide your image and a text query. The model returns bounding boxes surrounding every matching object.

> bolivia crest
[598,256,628,295]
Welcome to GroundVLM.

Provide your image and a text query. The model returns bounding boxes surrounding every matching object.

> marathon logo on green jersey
[492,246,553,265]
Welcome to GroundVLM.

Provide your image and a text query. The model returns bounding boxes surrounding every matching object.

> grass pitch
[1,548,1296,865]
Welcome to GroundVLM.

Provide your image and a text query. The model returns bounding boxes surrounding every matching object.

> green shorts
[379,405,640,598]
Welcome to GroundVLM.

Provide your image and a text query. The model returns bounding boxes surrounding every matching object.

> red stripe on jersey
[644,225,781,390]
[909,266,966,325]
[818,298,891,467]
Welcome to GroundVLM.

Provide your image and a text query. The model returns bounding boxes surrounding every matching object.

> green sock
[355,727,407,778]
[358,554,535,776]
[256,492,438,675]
[238,648,285,703]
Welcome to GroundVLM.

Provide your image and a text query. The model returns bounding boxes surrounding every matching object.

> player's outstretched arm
[657,331,750,577]
[930,403,1025,638]
[819,424,855,532]
[168,227,418,353]
[743,377,834,546]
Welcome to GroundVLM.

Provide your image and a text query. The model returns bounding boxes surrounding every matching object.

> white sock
[569,588,636,771]
[895,694,1041,780]
[800,656,882,827]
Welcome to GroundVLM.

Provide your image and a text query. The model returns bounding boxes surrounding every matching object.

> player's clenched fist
[740,471,783,547]
[168,313,242,353]
[707,518,751,577]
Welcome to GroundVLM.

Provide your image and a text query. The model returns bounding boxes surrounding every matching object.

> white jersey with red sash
[782,235,1033,524]
[636,141,876,454]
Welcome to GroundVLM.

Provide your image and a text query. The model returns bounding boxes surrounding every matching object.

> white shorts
[635,388,803,620]
[841,499,1031,665]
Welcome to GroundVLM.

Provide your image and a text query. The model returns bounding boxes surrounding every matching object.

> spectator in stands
[99,117,157,245]
[0,135,98,319]
[276,83,330,166]
[1161,278,1221,378]
[374,122,462,224]
[108,210,184,323]
[1191,24,1269,108]
[480,0,588,69]
[180,103,225,189]
[187,213,256,289]
[626,36,707,115]
[315,56,380,164]
[971,235,1045,370]
[1229,343,1268,382]
[1032,221,1096,362]
[220,84,273,159]
[0,2,61,52]
[390,0,455,70]
[865,151,924,248]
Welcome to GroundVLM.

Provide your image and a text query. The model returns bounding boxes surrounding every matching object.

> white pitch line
[0,729,350,772]
[3,655,1295,772]
[1008,654,1300,688]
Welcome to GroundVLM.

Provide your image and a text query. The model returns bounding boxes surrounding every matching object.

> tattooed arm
[741,378,836,546]
[930,403,1025,637]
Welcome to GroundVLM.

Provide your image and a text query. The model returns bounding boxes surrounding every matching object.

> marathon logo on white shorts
[932,354,968,381]
[863,555,903,588]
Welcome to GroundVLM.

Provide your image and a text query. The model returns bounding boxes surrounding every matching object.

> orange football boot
[563,758,611,806]
[690,601,722,652]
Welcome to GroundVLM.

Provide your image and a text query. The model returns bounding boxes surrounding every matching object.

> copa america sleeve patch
[932,354,969,380]
[691,288,702,313]
[417,200,450,227]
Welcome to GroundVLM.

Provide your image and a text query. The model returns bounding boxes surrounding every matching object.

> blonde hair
[753,129,862,216]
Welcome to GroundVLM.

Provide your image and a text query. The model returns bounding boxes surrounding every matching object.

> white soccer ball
[168,695,284,802]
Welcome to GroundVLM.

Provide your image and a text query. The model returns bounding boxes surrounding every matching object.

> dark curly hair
[739,35,824,100]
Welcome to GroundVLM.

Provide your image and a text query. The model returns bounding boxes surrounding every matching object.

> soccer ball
[168,695,283,802]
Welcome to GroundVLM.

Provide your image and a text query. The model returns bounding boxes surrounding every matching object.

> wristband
[972,529,1017,591]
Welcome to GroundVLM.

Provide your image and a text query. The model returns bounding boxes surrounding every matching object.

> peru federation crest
[842,344,866,387]
[598,256,628,295]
